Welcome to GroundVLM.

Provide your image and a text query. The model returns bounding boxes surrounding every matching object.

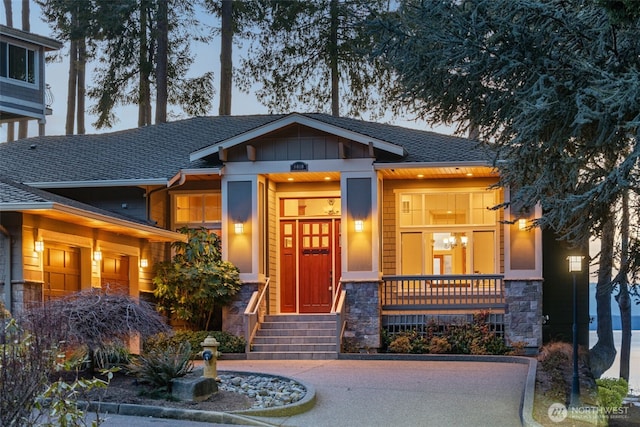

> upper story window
[399,191,496,227]
[173,193,221,228]
[0,41,36,84]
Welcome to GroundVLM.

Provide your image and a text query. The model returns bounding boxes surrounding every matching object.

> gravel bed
[217,372,307,409]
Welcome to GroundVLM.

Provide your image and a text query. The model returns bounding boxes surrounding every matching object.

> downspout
[0,224,12,314]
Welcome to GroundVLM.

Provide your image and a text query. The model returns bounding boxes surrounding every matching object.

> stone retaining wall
[341,281,381,351]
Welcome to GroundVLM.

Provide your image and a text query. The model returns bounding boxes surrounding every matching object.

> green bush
[128,342,193,392]
[144,330,246,358]
[388,336,412,353]
[384,312,511,355]
[596,377,628,409]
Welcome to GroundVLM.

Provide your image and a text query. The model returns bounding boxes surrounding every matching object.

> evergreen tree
[370,0,640,378]
[237,0,394,118]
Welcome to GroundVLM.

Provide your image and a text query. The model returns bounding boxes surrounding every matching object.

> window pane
[175,195,190,223]
[204,194,221,222]
[27,49,35,83]
[0,42,7,77]
[8,44,26,81]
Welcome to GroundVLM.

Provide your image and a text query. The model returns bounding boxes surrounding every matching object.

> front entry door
[299,220,332,313]
[280,219,340,313]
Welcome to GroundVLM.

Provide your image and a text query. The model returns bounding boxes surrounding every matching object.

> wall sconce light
[34,240,45,253]
[518,218,527,230]
[460,236,468,247]
[354,220,364,233]
[234,223,244,234]
[140,258,149,268]
[93,250,102,261]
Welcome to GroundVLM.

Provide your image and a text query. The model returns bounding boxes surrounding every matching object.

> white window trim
[0,40,39,87]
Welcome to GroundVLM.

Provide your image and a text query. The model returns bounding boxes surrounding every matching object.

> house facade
[0,25,62,137]
[0,113,590,357]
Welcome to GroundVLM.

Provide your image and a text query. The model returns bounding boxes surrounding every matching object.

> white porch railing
[243,277,270,353]
[331,280,347,352]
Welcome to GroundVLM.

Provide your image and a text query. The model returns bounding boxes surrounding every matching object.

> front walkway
[217,358,529,427]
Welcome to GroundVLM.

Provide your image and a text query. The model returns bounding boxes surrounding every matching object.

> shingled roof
[0,176,184,241]
[0,113,489,186]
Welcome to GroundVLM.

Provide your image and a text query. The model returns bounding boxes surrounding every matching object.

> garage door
[43,243,81,301]
[101,254,130,295]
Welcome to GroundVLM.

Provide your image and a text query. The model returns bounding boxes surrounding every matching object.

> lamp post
[567,255,583,408]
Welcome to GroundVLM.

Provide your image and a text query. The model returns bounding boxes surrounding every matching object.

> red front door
[280,219,341,313]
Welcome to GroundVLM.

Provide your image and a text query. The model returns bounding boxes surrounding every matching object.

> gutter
[0,224,12,314]
[373,160,492,170]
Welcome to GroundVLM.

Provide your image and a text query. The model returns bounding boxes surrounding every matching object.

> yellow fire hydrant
[200,335,221,381]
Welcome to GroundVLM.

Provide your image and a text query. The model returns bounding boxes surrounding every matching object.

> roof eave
[25,178,169,189]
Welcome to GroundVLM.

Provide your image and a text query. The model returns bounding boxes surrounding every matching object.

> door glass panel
[312,236,320,247]
[284,237,293,248]
[321,223,329,233]
[312,223,319,234]
[303,236,310,248]
[322,236,329,247]
[284,223,293,235]
[303,223,310,234]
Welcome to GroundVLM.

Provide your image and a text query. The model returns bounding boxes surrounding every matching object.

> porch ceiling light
[354,220,364,233]
[234,223,244,234]
[34,240,44,253]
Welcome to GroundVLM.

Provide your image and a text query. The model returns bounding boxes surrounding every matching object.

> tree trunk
[218,0,233,116]
[66,39,78,135]
[155,0,168,123]
[18,0,30,139]
[617,190,631,381]
[329,0,339,117]
[3,0,12,26]
[589,214,617,378]
[76,37,86,134]
[138,1,151,127]
[21,0,29,30]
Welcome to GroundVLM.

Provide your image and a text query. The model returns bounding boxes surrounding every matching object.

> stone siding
[223,282,260,337]
[504,279,543,349]
[342,281,381,351]
[11,280,43,316]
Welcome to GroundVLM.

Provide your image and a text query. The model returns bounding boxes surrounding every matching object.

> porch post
[340,171,382,351]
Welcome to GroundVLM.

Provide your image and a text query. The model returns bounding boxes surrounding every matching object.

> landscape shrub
[384,312,512,355]
[144,330,246,357]
[596,377,628,409]
[128,341,193,392]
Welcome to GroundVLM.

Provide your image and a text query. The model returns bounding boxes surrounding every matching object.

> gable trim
[189,113,406,162]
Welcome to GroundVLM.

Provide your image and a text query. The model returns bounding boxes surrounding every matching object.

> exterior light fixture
[93,250,102,261]
[567,255,583,408]
[34,240,44,253]
[518,218,527,230]
[140,258,149,268]
[354,220,364,233]
[234,223,244,234]
[460,236,468,247]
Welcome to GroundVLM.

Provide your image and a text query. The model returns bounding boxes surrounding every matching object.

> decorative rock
[218,372,307,409]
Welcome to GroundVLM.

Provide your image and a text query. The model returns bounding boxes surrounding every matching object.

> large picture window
[0,41,36,84]
[398,190,498,275]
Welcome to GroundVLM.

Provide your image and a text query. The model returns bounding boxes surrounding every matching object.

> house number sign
[290,161,308,171]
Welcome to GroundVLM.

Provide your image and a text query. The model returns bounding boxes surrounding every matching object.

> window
[398,190,498,275]
[0,42,36,84]
[174,193,221,228]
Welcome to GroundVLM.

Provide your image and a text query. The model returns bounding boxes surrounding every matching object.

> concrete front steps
[247,314,339,360]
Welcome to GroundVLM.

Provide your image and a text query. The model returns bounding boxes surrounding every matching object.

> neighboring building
[0,113,589,357]
[0,25,62,138]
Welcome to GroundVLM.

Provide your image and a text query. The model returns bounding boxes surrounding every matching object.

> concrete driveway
[97,357,532,427]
